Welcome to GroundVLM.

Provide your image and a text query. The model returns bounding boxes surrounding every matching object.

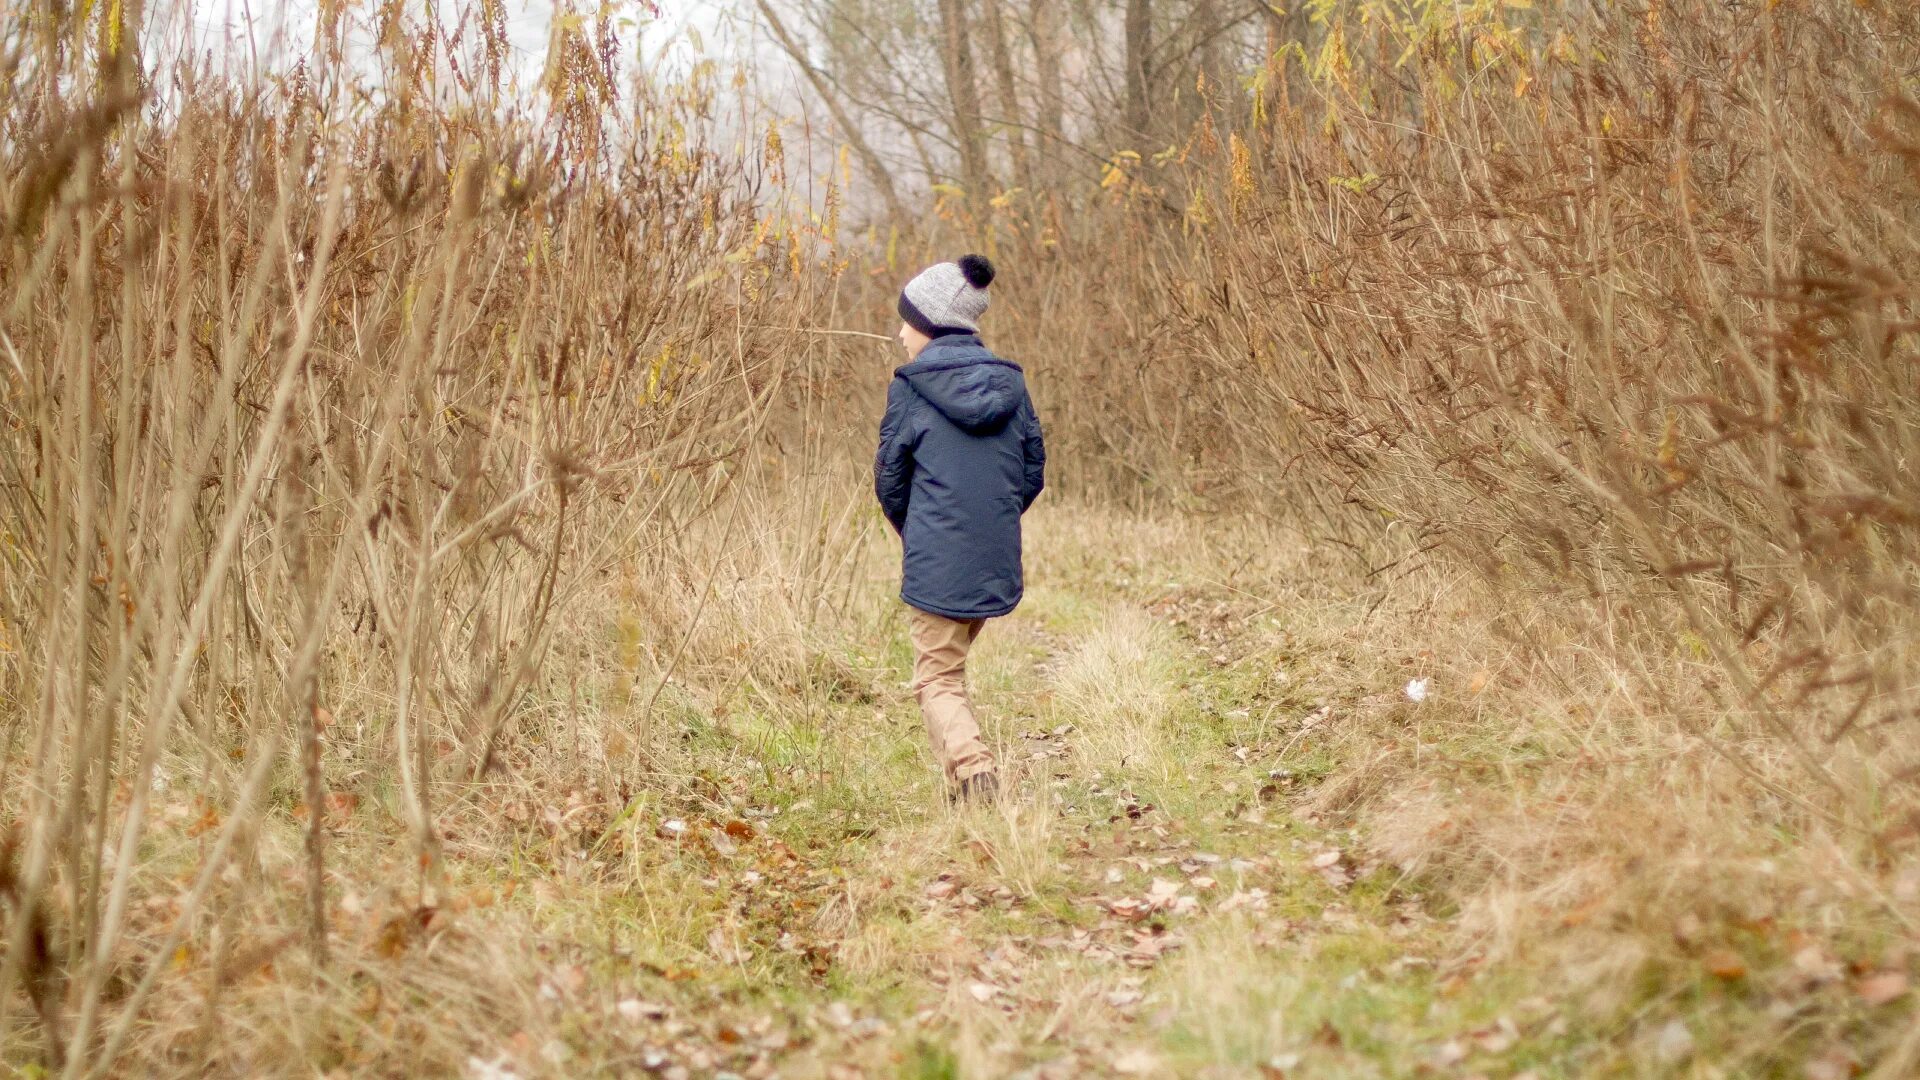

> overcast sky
[147,1,851,213]
[163,0,748,92]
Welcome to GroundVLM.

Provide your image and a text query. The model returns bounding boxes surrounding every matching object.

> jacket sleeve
[874,378,917,532]
[1019,398,1046,512]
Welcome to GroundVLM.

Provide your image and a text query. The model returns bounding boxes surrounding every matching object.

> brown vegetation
[4,0,1920,1075]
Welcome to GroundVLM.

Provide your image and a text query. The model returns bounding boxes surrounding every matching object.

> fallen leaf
[1703,948,1747,979]
[1856,971,1909,1006]
[1653,1019,1694,1064]
[1471,1016,1518,1053]
[1218,888,1270,913]
[186,802,221,837]
[1105,988,1144,1008]
[1560,895,1605,928]
[617,999,667,1022]
[967,981,1001,1003]
[1311,850,1343,869]
[1125,933,1181,969]
[1804,1045,1859,1080]
[1794,946,1843,983]
[1672,912,1705,946]
[1466,670,1491,694]
[1113,1048,1160,1074]
[374,905,437,957]
[1261,1053,1301,1078]
[217,932,295,985]
[538,964,587,1001]
[466,1055,523,1080]
[707,928,747,965]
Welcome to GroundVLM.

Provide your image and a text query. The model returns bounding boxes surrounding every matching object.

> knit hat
[898,254,995,337]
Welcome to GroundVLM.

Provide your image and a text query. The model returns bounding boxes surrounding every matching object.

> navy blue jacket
[875,334,1046,620]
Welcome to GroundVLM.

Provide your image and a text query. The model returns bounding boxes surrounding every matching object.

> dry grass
[5,0,1920,1076]
[0,2,860,1071]
[1048,609,1183,782]
[999,1,1920,1068]
[1188,0,1920,823]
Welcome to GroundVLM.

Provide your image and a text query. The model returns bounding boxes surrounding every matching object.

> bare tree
[1123,0,1153,139]
[980,0,1031,191]
[937,0,993,213]
[757,0,1275,214]
[1028,0,1065,146]
[757,0,912,223]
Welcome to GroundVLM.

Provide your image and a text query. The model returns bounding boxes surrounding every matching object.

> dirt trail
[512,552,1473,1080]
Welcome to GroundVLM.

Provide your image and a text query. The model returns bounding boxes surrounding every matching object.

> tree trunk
[755,0,910,224]
[980,0,1031,192]
[1028,0,1065,163]
[1122,0,1153,140]
[937,0,992,216]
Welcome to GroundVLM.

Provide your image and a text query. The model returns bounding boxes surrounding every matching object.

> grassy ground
[433,504,1505,1080]
[39,501,1914,1079]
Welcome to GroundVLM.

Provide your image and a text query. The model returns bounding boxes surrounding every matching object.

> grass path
[411,508,1590,1080]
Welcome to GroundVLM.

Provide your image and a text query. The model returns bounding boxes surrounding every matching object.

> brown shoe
[953,772,1001,806]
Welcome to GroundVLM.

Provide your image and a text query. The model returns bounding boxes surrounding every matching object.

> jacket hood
[898,336,1025,433]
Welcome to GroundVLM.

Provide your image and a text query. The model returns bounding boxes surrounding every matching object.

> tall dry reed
[0,3,869,1070]
[993,1,1920,1047]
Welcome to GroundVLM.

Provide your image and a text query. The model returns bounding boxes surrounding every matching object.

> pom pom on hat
[957,254,995,289]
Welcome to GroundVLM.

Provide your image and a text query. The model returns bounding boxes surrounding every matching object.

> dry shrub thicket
[4,0,1920,1071]
[1123,0,1920,1014]
[897,0,1920,1045]
[0,4,872,1070]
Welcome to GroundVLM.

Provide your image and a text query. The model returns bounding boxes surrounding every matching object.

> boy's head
[898,254,994,357]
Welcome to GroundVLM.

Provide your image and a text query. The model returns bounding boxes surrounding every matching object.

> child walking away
[875,254,1046,805]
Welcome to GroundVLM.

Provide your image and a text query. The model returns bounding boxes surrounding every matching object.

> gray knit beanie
[898,254,995,337]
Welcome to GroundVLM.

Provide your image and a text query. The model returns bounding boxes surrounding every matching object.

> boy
[875,254,1046,805]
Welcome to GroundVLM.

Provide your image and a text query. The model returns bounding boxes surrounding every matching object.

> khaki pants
[908,608,997,783]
